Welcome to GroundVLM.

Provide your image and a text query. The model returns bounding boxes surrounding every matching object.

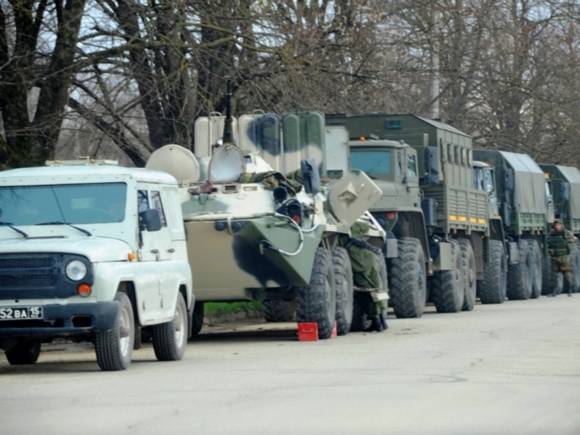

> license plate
[0,306,43,321]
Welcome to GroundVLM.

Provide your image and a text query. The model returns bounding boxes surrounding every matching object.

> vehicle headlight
[66,260,87,281]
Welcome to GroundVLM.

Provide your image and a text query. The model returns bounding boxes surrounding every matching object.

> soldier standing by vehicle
[547,220,577,296]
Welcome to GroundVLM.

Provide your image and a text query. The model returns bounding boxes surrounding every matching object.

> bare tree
[0,0,87,166]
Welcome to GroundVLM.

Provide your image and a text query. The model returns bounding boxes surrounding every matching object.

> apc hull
[185,216,322,301]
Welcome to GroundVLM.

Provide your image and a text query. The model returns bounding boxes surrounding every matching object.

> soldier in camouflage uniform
[347,222,388,331]
[547,220,576,296]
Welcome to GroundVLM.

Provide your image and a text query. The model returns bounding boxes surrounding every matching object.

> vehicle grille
[0,253,89,300]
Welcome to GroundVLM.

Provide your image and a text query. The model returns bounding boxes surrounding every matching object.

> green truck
[539,163,580,292]
[473,149,551,300]
[327,114,507,317]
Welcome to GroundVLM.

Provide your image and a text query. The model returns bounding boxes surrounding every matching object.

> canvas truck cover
[500,151,546,214]
[557,165,580,219]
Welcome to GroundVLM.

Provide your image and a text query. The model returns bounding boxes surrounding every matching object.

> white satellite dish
[209,144,244,183]
[146,144,200,185]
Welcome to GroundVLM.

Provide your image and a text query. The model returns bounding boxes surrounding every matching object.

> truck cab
[0,161,193,370]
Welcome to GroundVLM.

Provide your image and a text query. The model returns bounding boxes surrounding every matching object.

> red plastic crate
[297,322,319,341]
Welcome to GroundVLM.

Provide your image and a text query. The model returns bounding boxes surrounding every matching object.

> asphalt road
[1,296,580,435]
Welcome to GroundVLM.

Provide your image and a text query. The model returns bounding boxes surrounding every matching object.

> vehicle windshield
[0,183,127,226]
[350,148,392,179]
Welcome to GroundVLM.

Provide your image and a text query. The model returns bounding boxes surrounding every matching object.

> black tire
[459,239,477,311]
[389,238,427,318]
[191,301,204,337]
[529,239,543,298]
[95,292,134,371]
[262,299,296,323]
[542,254,552,296]
[351,293,374,332]
[507,240,533,300]
[332,247,354,336]
[479,240,507,304]
[296,247,336,339]
[5,340,41,365]
[152,293,188,362]
[432,240,464,313]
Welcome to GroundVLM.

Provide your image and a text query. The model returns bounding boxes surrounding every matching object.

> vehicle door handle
[167,248,175,253]
[150,249,159,254]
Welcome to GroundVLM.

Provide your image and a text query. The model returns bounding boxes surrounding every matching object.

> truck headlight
[66,260,87,281]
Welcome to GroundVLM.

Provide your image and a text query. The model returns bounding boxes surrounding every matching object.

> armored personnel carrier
[327,114,507,317]
[147,108,386,339]
[539,163,580,292]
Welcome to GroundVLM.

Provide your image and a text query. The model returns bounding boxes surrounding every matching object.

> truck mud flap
[508,241,520,264]
[434,241,453,271]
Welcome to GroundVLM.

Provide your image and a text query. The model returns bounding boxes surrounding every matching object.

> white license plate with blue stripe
[0,306,43,321]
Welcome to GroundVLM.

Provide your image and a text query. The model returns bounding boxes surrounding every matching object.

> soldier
[547,220,576,296]
[347,222,388,331]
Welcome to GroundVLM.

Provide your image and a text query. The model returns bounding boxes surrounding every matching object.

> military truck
[326,114,507,317]
[147,108,387,339]
[473,150,550,300]
[539,164,580,292]
[0,161,194,370]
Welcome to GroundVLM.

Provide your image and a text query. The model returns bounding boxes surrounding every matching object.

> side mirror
[420,146,440,185]
[140,209,162,232]
[504,167,515,191]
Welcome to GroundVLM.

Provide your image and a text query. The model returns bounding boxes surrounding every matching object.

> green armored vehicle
[473,150,551,300]
[327,114,508,317]
[539,164,580,291]
[148,108,387,339]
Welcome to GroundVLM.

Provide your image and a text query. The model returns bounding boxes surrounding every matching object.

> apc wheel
[5,340,41,365]
[529,240,543,298]
[542,254,552,295]
[332,247,354,336]
[479,240,507,304]
[296,247,336,339]
[507,240,533,300]
[152,293,188,362]
[458,239,477,311]
[191,302,204,337]
[95,292,134,371]
[432,240,464,313]
[262,299,295,322]
[389,238,427,318]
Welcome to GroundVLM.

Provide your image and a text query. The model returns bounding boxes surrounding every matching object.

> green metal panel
[300,112,325,149]
[282,114,300,153]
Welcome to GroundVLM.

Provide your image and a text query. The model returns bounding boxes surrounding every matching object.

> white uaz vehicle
[0,161,193,371]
